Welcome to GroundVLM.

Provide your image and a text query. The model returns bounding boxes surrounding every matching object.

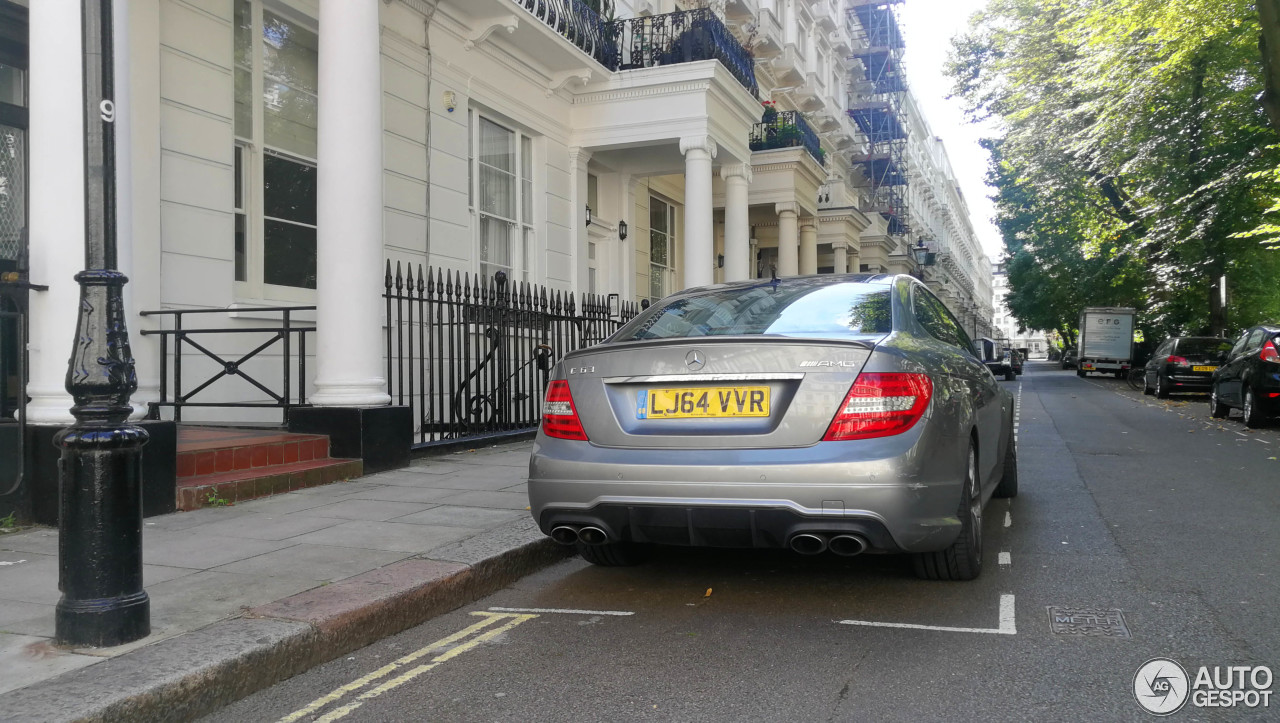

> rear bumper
[527,424,968,554]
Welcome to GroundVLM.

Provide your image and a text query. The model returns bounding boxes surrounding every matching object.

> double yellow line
[279,611,538,723]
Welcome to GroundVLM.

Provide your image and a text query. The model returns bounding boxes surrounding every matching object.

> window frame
[233,0,320,304]
[470,112,537,284]
[648,195,676,303]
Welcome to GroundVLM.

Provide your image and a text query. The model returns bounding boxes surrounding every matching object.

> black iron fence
[385,263,639,447]
[750,110,825,166]
[139,306,313,423]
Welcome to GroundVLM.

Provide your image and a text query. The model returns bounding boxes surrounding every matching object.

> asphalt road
[207,361,1280,722]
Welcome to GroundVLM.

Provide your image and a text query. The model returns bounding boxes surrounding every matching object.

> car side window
[912,288,965,350]
[933,296,976,354]
[1229,330,1252,358]
[1248,329,1266,351]
[1156,341,1172,357]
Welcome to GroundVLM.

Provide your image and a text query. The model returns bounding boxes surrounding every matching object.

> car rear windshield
[611,281,893,342]
[1176,338,1233,356]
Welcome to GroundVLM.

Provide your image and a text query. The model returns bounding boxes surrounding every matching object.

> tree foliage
[949,0,1280,342]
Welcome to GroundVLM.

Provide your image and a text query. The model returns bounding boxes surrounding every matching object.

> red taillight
[541,380,588,441]
[1166,355,1188,365]
[823,373,933,441]
[1261,340,1279,363]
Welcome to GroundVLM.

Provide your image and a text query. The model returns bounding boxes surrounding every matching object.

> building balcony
[796,71,827,111]
[750,110,825,167]
[812,0,839,32]
[610,9,759,97]
[511,0,614,67]
[769,43,806,87]
[751,4,785,59]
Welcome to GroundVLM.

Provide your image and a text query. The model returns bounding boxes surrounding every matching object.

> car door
[912,287,1003,490]
[1148,340,1172,385]
[1221,329,1260,404]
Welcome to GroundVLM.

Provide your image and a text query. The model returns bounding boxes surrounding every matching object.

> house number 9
[100,99,115,123]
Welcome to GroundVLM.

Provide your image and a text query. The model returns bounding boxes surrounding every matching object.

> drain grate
[1047,607,1131,638]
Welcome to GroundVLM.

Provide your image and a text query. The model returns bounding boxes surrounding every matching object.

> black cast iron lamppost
[55,0,150,647]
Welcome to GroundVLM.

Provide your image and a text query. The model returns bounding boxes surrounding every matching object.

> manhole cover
[1047,607,1131,638]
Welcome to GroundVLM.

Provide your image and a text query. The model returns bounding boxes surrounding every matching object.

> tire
[913,441,983,581]
[993,431,1018,499]
[1155,374,1169,399]
[1004,369,1016,381]
[1076,369,1086,378]
[1114,370,1125,380]
[1243,386,1267,429]
[576,540,646,567]
[1209,385,1230,419]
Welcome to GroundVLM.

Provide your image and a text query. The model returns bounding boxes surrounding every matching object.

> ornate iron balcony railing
[514,3,760,97]
[608,9,759,97]
[749,110,825,166]
[518,0,616,67]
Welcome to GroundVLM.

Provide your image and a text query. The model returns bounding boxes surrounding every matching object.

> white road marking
[998,551,1011,566]
[0,560,27,566]
[837,594,1017,636]
[487,607,635,616]
[1004,512,1012,528]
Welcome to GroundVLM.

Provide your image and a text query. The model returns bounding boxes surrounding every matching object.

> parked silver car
[528,274,1018,580]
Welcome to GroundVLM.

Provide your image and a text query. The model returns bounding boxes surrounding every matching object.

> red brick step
[175,427,363,510]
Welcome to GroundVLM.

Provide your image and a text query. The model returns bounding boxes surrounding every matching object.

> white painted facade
[12,0,996,425]
[992,262,1048,356]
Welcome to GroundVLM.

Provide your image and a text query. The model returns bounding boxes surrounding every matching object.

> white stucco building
[992,261,1048,356]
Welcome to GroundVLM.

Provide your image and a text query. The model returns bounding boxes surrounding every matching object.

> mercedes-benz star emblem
[685,350,705,371]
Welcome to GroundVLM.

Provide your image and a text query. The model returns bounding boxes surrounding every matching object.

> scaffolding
[847,0,910,238]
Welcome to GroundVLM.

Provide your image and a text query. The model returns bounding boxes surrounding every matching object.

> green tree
[950,0,1280,339]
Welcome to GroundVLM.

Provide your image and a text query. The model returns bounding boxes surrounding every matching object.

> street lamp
[55,0,150,647]
[910,239,930,266]
[617,219,627,241]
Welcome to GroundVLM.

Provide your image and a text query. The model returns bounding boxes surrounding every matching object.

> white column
[310,0,390,407]
[799,217,818,275]
[569,147,592,293]
[680,136,716,289]
[720,163,752,282]
[833,242,847,274]
[126,0,163,418]
[24,0,84,425]
[775,202,798,277]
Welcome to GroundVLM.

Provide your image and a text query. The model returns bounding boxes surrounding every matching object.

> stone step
[174,427,362,510]
[176,458,364,511]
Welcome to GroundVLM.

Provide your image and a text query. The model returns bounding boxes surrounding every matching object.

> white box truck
[1077,307,1136,378]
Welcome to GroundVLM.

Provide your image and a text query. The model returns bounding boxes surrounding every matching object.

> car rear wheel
[1209,385,1230,419]
[1076,370,1086,378]
[1243,386,1267,429]
[1143,372,1154,395]
[993,432,1018,499]
[913,441,983,581]
[1155,374,1169,399]
[576,540,646,567]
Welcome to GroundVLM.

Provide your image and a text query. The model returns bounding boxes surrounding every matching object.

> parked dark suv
[1209,324,1280,428]
[1061,348,1077,370]
[1143,336,1233,398]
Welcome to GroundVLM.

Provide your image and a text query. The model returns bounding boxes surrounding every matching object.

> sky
[898,0,1005,261]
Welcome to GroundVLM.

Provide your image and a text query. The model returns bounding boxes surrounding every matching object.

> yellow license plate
[1193,365,1217,372]
[637,386,770,419]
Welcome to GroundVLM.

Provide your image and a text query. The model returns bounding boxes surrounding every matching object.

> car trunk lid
[558,337,878,449]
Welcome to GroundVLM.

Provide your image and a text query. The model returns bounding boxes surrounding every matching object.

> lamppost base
[55,590,150,648]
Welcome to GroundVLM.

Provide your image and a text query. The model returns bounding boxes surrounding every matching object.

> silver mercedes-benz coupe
[528,274,1017,580]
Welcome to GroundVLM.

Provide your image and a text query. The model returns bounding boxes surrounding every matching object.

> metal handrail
[750,110,825,166]
[607,9,758,97]
[139,306,315,422]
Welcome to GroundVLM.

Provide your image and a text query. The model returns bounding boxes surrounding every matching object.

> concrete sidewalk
[0,440,565,722]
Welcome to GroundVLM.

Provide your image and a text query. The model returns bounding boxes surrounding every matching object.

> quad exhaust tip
[577,526,609,546]
[829,534,868,557]
[789,533,828,555]
[550,526,580,545]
